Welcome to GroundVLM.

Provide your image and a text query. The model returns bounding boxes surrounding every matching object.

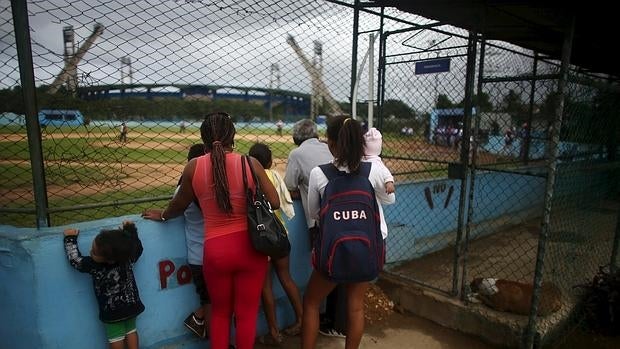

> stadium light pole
[428,39,439,107]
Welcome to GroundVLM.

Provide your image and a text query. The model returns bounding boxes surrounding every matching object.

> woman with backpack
[301,115,395,349]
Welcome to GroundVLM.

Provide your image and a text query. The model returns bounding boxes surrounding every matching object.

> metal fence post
[376,7,385,130]
[349,0,360,110]
[522,16,575,349]
[461,36,485,299]
[451,31,477,297]
[11,0,50,228]
[610,210,620,272]
[523,53,539,165]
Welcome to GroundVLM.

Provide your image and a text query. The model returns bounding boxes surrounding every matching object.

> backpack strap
[319,161,372,179]
[318,163,342,180]
[358,161,372,178]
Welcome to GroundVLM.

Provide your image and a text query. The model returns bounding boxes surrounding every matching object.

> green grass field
[1,123,460,227]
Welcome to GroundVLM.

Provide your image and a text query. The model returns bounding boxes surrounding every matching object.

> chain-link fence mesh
[2,0,365,226]
[2,1,620,346]
[534,77,620,345]
[462,50,559,293]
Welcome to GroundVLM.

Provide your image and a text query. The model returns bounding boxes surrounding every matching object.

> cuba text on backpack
[313,162,384,282]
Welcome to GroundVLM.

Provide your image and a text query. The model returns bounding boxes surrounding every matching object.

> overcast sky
[1,0,540,112]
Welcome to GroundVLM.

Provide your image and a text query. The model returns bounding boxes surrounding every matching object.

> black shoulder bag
[241,156,291,259]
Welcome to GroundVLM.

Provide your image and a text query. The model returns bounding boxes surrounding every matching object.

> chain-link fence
[2,1,619,347]
[531,76,620,346]
[2,0,363,226]
[350,4,619,346]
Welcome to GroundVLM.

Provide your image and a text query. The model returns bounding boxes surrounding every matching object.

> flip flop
[282,323,301,336]
[258,333,283,346]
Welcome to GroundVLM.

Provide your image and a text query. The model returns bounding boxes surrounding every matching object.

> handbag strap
[246,156,262,193]
[241,155,252,201]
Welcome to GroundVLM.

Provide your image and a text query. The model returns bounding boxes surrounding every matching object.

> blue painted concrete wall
[383,170,547,263]
[2,165,610,348]
[0,202,311,349]
[483,135,607,161]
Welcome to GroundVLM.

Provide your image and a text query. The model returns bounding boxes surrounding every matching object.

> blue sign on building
[415,58,451,74]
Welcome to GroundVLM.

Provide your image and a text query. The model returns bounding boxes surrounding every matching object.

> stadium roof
[371,1,618,79]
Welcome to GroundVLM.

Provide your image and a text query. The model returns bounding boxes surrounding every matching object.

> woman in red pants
[144,112,279,349]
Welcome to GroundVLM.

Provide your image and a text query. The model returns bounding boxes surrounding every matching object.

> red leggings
[203,230,268,349]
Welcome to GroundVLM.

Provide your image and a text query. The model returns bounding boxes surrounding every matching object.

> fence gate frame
[371,16,480,296]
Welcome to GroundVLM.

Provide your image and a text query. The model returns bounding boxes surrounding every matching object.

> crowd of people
[431,124,462,148]
[65,113,396,349]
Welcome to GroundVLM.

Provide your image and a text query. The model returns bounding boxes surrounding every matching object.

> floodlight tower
[286,34,343,119]
[270,63,281,89]
[62,26,77,92]
[120,56,133,85]
[49,23,104,94]
[268,63,281,121]
[428,39,439,107]
[311,40,323,118]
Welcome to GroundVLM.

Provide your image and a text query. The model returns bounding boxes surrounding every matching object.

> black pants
[323,285,347,333]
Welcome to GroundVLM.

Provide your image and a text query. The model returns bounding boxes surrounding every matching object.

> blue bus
[38,109,85,126]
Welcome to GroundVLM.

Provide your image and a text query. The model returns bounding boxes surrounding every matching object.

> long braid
[201,112,236,213]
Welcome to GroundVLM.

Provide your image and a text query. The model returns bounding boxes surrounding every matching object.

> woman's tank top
[192,153,255,240]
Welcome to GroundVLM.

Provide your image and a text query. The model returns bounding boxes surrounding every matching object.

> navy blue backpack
[313,161,384,283]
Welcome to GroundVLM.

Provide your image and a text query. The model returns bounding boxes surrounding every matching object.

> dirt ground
[254,265,620,349]
[255,311,497,349]
[256,282,496,349]
[0,131,431,197]
[1,131,293,204]
[2,129,504,205]
[384,199,619,347]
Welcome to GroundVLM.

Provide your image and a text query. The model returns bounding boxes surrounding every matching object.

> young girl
[302,116,395,349]
[63,221,144,349]
[249,142,303,345]
[363,127,396,240]
[178,144,212,339]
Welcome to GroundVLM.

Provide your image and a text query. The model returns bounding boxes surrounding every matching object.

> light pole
[269,63,280,122]
[428,39,439,107]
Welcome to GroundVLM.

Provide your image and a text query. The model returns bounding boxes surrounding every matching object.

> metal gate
[369,17,477,295]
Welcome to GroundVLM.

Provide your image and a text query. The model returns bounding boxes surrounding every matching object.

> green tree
[455,92,493,111]
[536,91,560,125]
[383,99,416,119]
[474,92,493,112]
[435,94,455,109]
[501,89,526,123]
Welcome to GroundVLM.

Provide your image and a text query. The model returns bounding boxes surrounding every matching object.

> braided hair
[326,115,365,172]
[200,112,236,213]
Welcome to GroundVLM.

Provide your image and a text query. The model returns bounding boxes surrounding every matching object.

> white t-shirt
[284,138,333,228]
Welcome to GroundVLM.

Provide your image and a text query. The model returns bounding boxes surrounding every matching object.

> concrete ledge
[379,273,525,348]
[379,272,583,348]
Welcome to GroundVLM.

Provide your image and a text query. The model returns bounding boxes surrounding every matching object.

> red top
[192,153,255,240]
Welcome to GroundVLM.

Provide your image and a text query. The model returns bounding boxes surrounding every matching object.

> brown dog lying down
[470,278,562,316]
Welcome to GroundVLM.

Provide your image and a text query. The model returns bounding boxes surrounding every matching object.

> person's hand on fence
[386,181,395,194]
[141,209,166,222]
[64,228,79,236]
